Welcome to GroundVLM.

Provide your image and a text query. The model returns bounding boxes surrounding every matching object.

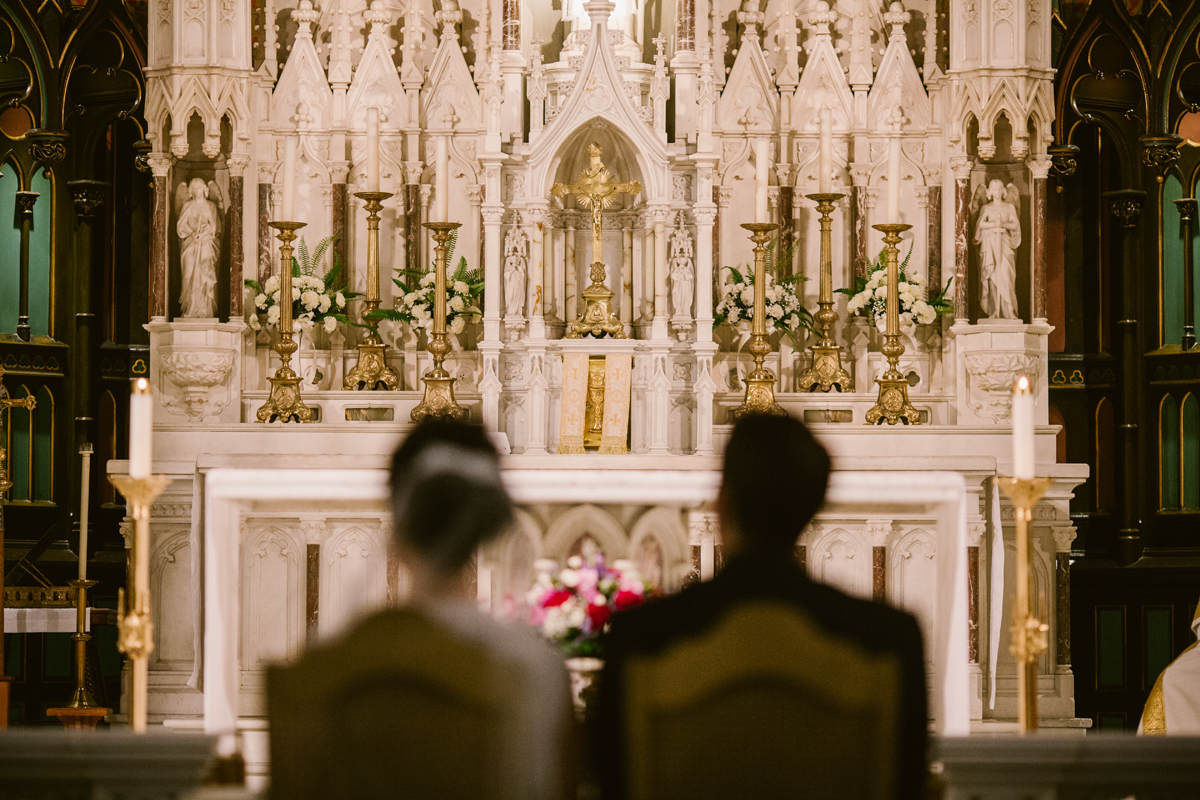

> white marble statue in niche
[668,217,694,323]
[504,215,529,318]
[972,179,1022,320]
[175,178,223,318]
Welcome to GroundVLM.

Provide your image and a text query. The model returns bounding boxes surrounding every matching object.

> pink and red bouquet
[527,550,652,657]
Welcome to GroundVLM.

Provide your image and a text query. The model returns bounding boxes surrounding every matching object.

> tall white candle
[819,108,832,194]
[78,445,92,581]
[366,107,380,193]
[436,134,449,222]
[128,378,152,480]
[754,138,770,223]
[886,135,901,222]
[1011,375,1035,480]
[280,137,297,221]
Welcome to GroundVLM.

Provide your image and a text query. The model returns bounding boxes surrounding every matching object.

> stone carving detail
[175,179,223,318]
[964,353,1040,422]
[158,350,236,420]
[504,214,529,318]
[971,180,1021,319]
[668,217,694,326]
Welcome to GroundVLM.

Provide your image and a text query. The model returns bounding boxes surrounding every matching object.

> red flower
[614,590,643,611]
[587,603,611,631]
[543,589,573,609]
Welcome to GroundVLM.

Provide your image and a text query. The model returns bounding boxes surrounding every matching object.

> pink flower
[614,590,643,612]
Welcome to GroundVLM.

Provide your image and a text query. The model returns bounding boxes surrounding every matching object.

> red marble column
[331,181,347,270]
[227,172,245,319]
[778,185,794,275]
[951,157,973,320]
[258,182,274,281]
[405,184,421,275]
[926,184,942,293]
[306,544,320,643]
[148,154,173,319]
[1030,158,1051,320]
[1055,551,1071,666]
[872,546,886,602]
[852,183,869,279]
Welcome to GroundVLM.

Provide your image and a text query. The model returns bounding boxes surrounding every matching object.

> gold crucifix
[552,143,642,338]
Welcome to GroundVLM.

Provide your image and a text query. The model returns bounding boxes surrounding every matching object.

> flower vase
[564,656,604,721]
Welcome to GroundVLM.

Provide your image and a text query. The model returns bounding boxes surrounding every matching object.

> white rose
[421,273,436,287]
[301,290,320,310]
[264,276,280,293]
[266,305,281,324]
[335,292,346,307]
[875,286,887,299]
[740,288,754,306]
[454,281,469,294]
[449,295,465,313]
[323,315,338,333]
[450,315,466,335]
[318,294,332,313]
[254,293,267,309]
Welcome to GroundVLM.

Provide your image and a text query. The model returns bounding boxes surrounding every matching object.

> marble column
[257,163,275,282]
[419,185,433,272]
[527,203,548,339]
[693,204,717,455]
[328,161,349,282]
[926,183,942,294]
[867,521,890,604]
[14,190,37,341]
[652,206,669,337]
[777,172,794,275]
[851,167,870,280]
[405,183,421,275]
[227,155,251,319]
[1028,156,1051,321]
[564,213,577,322]
[148,153,173,320]
[950,157,973,320]
[480,205,505,428]
[621,216,634,329]
[1053,526,1076,669]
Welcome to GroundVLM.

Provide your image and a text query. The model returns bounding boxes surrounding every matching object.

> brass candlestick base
[258,221,315,423]
[67,579,99,709]
[412,222,468,422]
[998,476,1052,734]
[799,193,853,393]
[346,191,401,390]
[566,262,627,339]
[866,223,920,425]
[108,474,171,733]
[730,223,787,422]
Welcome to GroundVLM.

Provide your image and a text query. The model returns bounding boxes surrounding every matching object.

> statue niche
[175,178,224,318]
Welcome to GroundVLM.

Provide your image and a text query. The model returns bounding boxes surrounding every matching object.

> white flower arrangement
[366,228,484,336]
[245,236,358,334]
[714,267,813,343]
[840,244,953,332]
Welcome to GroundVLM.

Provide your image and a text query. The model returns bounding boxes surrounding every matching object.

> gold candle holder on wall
[345,191,401,390]
[257,221,315,423]
[865,223,921,425]
[730,222,787,422]
[411,221,468,422]
[107,473,171,733]
[799,193,853,393]
[997,476,1052,734]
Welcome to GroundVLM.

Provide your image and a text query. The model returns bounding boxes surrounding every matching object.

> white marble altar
[133,0,1084,770]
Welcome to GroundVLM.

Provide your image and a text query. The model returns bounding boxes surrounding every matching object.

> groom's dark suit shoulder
[594,556,927,800]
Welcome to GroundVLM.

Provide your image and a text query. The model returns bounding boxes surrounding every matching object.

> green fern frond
[296,237,311,274]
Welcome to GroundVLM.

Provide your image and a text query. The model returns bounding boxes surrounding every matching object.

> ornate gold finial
[552,143,642,338]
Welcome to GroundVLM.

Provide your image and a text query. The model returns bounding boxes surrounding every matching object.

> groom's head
[718,415,830,556]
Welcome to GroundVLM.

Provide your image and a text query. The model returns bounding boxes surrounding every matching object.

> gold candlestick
[257,221,315,423]
[66,578,100,709]
[730,222,787,421]
[865,223,921,425]
[411,221,468,422]
[998,476,1052,734]
[345,191,401,390]
[107,473,171,733]
[799,193,853,393]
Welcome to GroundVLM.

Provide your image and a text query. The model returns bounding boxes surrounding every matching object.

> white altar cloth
[3,607,91,633]
[201,466,969,737]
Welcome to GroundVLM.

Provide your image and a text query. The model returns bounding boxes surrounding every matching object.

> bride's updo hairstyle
[389,419,514,574]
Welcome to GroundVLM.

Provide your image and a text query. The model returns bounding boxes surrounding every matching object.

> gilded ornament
[729,223,787,422]
[799,193,854,393]
[257,221,316,423]
[346,191,402,390]
[412,222,469,422]
[865,223,922,426]
[1047,143,1079,180]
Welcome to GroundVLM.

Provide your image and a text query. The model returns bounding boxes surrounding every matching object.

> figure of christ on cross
[552,142,643,338]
